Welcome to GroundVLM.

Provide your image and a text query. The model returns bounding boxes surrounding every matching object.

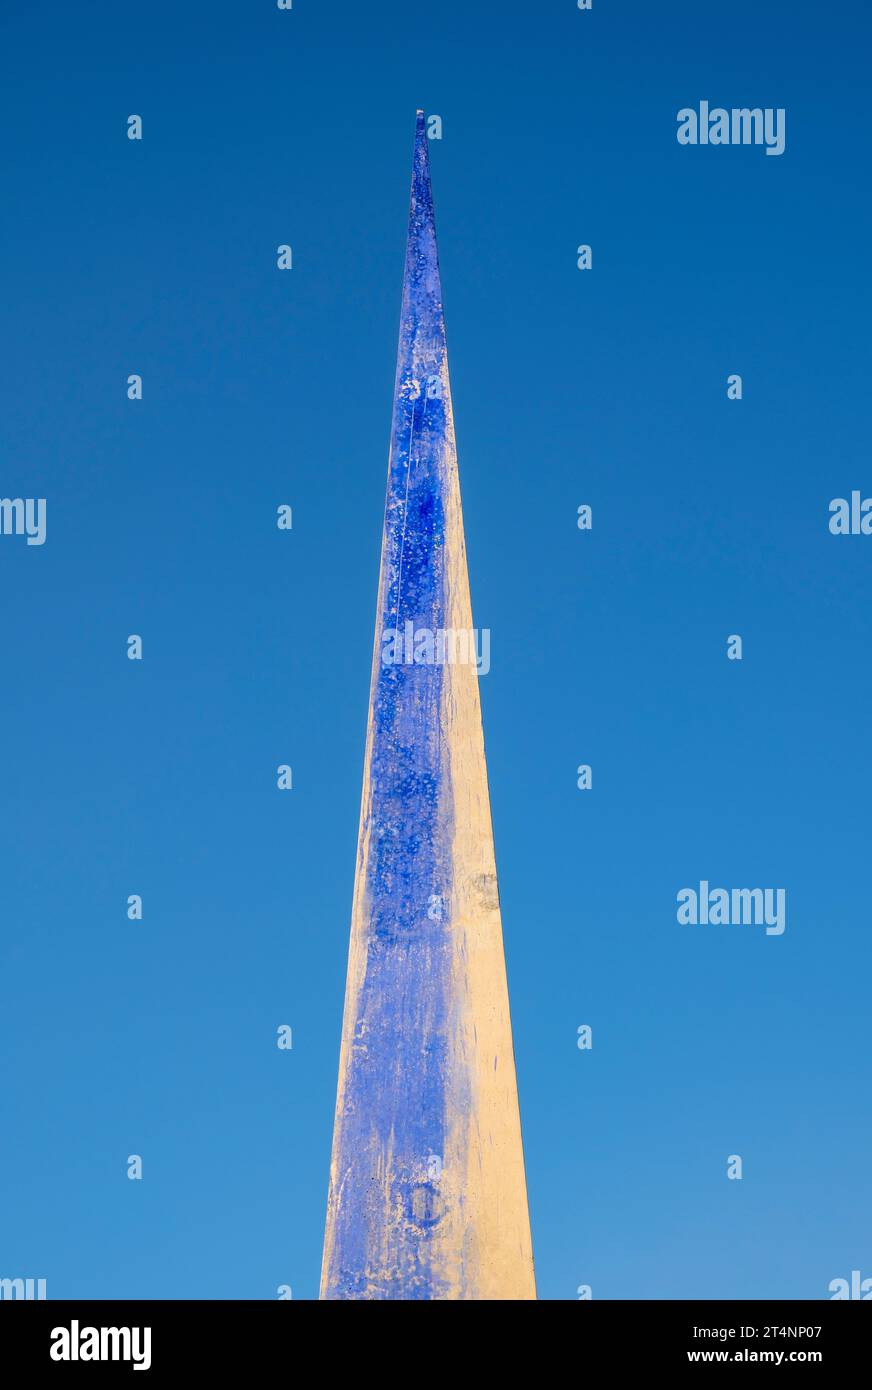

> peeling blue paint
[322,112,455,1300]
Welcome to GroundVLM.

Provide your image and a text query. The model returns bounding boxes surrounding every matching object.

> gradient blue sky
[2,0,870,1300]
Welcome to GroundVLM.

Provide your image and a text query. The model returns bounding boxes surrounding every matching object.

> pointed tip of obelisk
[408,109,434,231]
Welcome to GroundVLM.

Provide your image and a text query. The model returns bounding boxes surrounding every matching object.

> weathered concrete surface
[320,112,536,1301]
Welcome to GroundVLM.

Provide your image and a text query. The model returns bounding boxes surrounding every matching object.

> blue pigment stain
[322,113,456,1300]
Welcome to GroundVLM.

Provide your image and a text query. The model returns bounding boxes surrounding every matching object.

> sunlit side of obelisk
[320,112,536,1300]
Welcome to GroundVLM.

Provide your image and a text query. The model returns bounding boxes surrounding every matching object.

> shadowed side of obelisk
[320,112,535,1301]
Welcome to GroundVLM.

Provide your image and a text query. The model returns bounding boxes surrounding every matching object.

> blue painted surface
[322,113,456,1299]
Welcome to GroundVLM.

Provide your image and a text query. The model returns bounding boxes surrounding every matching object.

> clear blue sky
[2,0,870,1300]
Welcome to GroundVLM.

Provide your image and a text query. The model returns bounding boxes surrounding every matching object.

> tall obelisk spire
[320,112,536,1300]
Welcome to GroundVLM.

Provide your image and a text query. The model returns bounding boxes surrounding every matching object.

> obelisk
[320,111,536,1300]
